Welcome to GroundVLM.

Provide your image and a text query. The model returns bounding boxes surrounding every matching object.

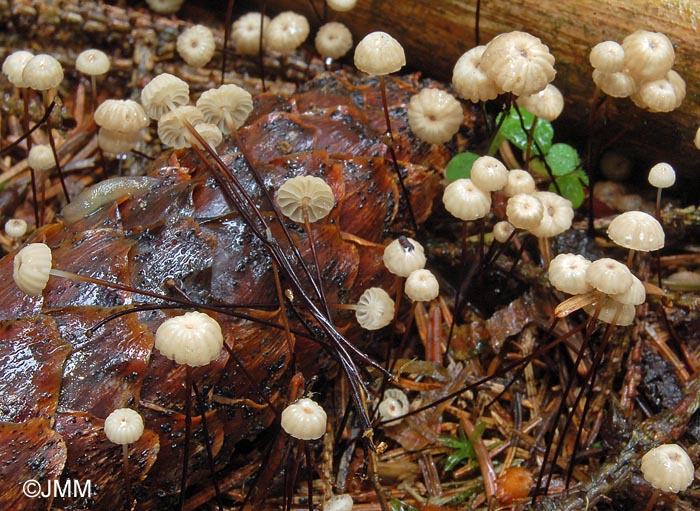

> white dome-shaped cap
[177,25,216,68]
[493,221,515,243]
[232,12,270,56]
[452,45,503,103]
[140,73,190,120]
[641,443,695,493]
[647,162,676,189]
[583,296,636,326]
[611,274,646,305]
[2,50,34,88]
[480,31,556,96]
[196,84,253,134]
[13,242,52,296]
[281,397,327,440]
[264,11,310,52]
[383,237,426,277]
[592,69,636,98]
[378,388,409,423]
[407,88,463,144]
[442,178,491,221]
[354,31,406,76]
[324,494,354,511]
[405,268,439,302]
[27,144,56,171]
[622,30,675,83]
[22,54,63,91]
[326,0,356,12]
[607,210,665,252]
[104,408,144,445]
[98,128,143,154]
[503,169,536,197]
[585,257,633,295]
[94,99,149,132]
[154,311,224,367]
[191,122,223,149]
[506,193,544,230]
[355,287,395,330]
[548,253,593,295]
[516,83,564,121]
[470,156,508,192]
[633,70,685,113]
[315,22,353,60]
[145,0,184,14]
[276,175,335,223]
[5,218,27,239]
[76,49,110,76]
[589,41,625,73]
[529,191,573,239]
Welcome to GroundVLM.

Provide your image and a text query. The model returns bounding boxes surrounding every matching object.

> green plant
[445,105,589,207]
[437,422,484,472]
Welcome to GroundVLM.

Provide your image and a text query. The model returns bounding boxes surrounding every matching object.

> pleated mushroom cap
[177,25,216,68]
[157,105,205,149]
[607,211,665,252]
[13,242,52,296]
[264,11,310,52]
[548,253,593,295]
[407,88,463,144]
[641,444,695,493]
[585,258,633,295]
[94,99,149,132]
[154,311,224,367]
[280,398,327,440]
[76,49,110,76]
[276,176,335,223]
[589,41,625,73]
[452,45,502,103]
[104,408,144,445]
[354,31,406,76]
[140,73,190,120]
[22,54,63,91]
[442,178,491,221]
[355,287,395,331]
[232,12,270,56]
[2,50,34,88]
[315,22,353,60]
[383,237,426,277]
[196,84,253,134]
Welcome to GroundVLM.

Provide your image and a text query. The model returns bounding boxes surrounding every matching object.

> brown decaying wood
[260,0,700,193]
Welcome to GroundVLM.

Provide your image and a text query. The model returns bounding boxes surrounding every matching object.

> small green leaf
[545,143,580,176]
[496,106,553,154]
[551,174,585,208]
[389,498,419,511]
[446,151,480,182]
[573,168,590,186]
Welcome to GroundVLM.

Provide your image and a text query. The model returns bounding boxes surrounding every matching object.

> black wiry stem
[178,365,193,511]
[221,0,235,85]
[192,381,224,511]
[42,93,70,204]
[122,444,132,510]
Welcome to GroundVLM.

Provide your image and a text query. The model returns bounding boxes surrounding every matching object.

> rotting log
[258,0,700,196]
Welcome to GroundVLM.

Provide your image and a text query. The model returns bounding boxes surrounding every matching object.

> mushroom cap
[377,388,409,422]
[145,0,184,14]
[177,24,216,68]
[326,0,357,12]
[196,84,253,134]
[140,73,190,120]
[548,253,593,295]
[22,53,63,91]
[583,296,636,326]
[98,128,143,154]
[5,218,27,239]
[2,50,34,88]
[647,162,676,189]
[323,494,354,511]
[493,221,515,244]
[506,193,544,231]
[480,31,556,96]
[276,175,335,223]
[611,274,646,305]
[355,287,395,331]
[633,70,685,113]
[383,236,426,277]
[191,122,223,149]
[232,12,270,56]
[13,242,52,296]
[405,268,439,302]
[470,156,509,192]
[452,45,503,103]
[27,144,56,171]
[622,30,675,83]
[442,178,492,221]
[104,408,144,445]
[516,83,564,121]
[264,11,310,52]
[154,311,224,367]
[589,41,625,73]
[695,126,700,150]
[503,169,536,197]
[592,69,636,98]
[354,31,406,76]
[280,397,327,440]
[75,49,110,76]
[585,257,633,295]
[407,88,463,144]
[94,99,149,132]
[315,22,353,60]
[529,191,573,238]
[641,443,695,493]
[607,210,665,251]
[157,105,205,149]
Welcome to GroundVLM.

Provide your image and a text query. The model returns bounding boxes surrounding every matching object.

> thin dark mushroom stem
[41,93,70,204]
[178,365,193,511]
[221,0,235,85]
[191,381,224,511]
[121,443,132,510]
